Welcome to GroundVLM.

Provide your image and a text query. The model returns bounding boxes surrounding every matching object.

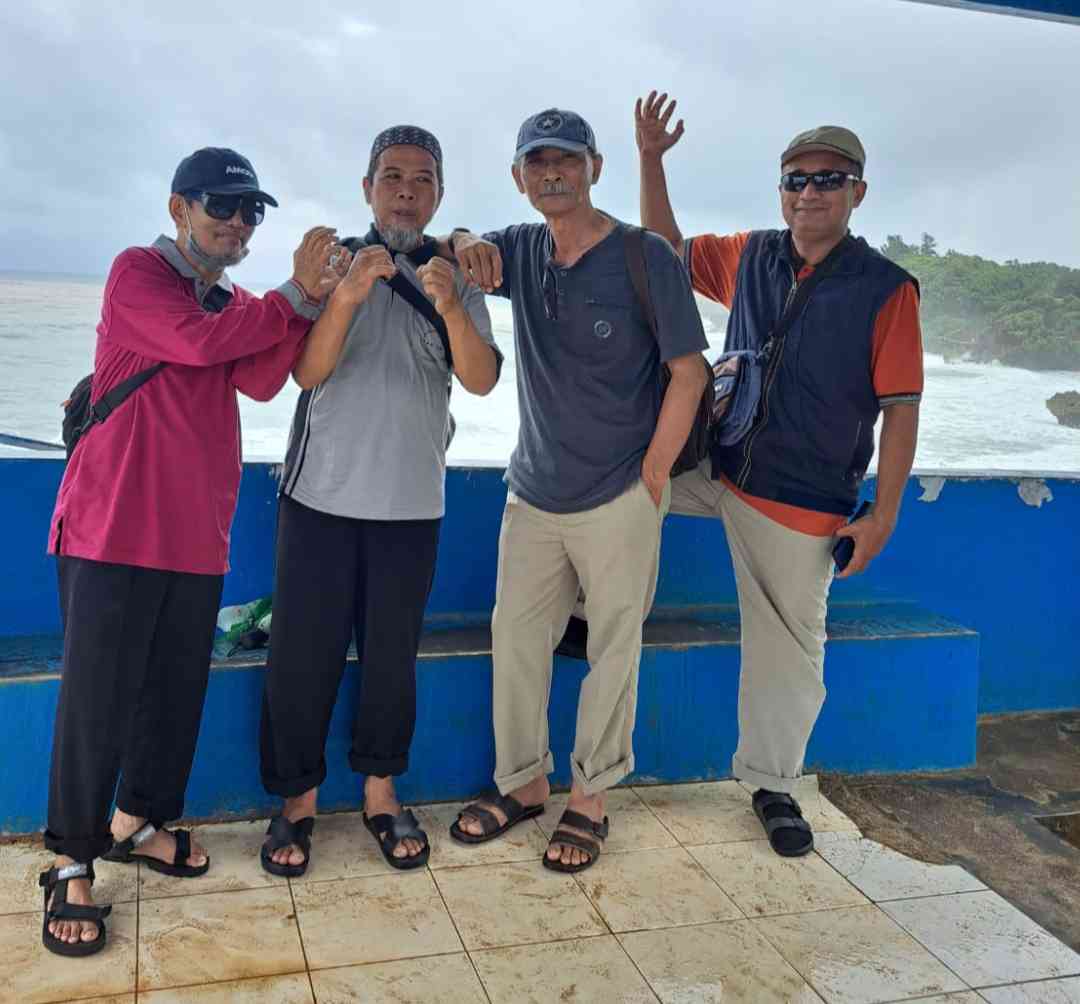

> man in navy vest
[636,92,923,857]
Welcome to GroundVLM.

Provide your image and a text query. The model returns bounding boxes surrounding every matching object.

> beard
[377,222,424,253]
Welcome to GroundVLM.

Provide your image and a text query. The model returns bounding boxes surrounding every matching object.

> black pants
[45,557,223,862]
[259,495,441,797]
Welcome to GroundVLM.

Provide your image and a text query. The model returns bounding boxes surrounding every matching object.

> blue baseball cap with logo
[514,109,597,161]
[170,147,279,206]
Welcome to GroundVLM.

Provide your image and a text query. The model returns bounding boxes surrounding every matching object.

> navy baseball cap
[514,109,597,161]
[170,147,279,206]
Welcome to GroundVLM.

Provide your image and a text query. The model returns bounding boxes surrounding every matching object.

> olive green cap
[781,126,866,175]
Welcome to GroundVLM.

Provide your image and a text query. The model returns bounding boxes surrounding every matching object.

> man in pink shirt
[38,147,344,958]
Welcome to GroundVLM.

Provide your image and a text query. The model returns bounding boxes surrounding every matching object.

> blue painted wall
[1,459,1077,714]
[1,630,978,832]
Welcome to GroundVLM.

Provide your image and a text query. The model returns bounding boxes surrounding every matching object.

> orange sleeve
[687,232,752,309]
[871,281,924,405]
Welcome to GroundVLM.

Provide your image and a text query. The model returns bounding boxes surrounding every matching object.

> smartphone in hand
[832,500,873,572]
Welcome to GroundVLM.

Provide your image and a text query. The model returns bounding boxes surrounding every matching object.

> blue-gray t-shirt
[484,220,708,514]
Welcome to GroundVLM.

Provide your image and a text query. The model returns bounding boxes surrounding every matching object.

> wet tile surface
[434,861,606,950]
[900,995,984,1003]
[293,870,461,968]
[137,885,304,991]
[635,780,767,845]
[689,839,870,917]
[285,809,391,884]
[0,840,137,914]
[138,973,314,1001]
[815,831,987,902]
[882,890,1080,987]
[472,934,658,1003]
[310,953,488,1003]
[417,800,551,870]
[0,902,136,1004]
[138,819,286,899]
[980,977,1080,1002]
[619,920,824,1002]
[5,782,1080,1003]
[575,846,741,931]
[538,788,679,854]
[754,904,967,1003]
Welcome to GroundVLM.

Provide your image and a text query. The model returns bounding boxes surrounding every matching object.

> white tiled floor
[3,778,1079,1003]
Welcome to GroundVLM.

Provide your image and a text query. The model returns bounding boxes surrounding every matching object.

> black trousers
[45,557,223,862]
[259,495,441,797]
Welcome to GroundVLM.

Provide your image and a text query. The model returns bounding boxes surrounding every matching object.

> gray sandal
[449,790,545,845]
[542,809,609,873]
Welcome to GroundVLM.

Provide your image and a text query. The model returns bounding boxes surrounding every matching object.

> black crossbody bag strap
[85,362,167,427]
[624,226,657,338]
[341,235,453,396]
[385,272,455,376]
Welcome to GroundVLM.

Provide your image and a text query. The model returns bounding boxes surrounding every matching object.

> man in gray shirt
[447,109,708,872]
[259,127,502,874]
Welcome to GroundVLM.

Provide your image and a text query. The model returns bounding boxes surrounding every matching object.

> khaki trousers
[670,461,834,794]
[491,478,670,796]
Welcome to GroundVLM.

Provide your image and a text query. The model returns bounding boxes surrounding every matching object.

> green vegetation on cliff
[881,235,1080,371]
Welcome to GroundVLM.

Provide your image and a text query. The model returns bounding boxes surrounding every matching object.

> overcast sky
[1,1,1077,283]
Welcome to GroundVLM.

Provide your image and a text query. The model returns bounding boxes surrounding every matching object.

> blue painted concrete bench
[0,601,978,835]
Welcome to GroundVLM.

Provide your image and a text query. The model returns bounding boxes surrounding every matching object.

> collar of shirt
[152,234,235,306]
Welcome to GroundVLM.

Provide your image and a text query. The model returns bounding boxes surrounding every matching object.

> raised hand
[635,90,685,159]
[416,257,462,317]
[333,245,397,306]
[453,233,503,293]
[291,226,339,300]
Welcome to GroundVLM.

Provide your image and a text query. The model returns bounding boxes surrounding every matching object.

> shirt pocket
[408,308,450,371]
[579,298,638,360]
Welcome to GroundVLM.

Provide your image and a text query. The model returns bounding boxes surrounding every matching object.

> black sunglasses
[780,171,860,193]
[188,191,266,226]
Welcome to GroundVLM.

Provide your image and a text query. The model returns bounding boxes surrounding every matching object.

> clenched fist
[333,245,397,307]
[416,257,462,317]
[452,233,503,294]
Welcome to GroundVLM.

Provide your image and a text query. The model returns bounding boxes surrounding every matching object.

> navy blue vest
[713,230,915,514]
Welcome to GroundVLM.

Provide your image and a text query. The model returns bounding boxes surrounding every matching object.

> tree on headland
[880,235,1080,371]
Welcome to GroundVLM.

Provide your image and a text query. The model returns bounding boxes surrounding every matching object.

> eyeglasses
[780,171,860,193]
[187,191,266,226]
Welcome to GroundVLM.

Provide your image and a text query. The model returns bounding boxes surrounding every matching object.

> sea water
[1,273,1078,472]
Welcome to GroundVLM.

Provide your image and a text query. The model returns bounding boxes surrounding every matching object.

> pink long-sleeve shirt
[49,236,317,575]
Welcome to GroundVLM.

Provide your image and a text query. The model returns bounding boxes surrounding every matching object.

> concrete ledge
[0,603,979,834]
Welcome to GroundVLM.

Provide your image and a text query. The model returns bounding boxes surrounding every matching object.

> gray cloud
[1,0,1076,284]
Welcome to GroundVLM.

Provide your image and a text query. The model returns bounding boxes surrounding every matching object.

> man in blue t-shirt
[444,108,708,873]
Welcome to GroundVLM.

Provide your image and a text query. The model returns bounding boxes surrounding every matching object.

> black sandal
[542,810,609,874]
[449,790,545,845]
[39,861,112,958]
[103,822,210,877]
[363,809,430,870]
[753,790,814,857]
[260,815,315,878]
